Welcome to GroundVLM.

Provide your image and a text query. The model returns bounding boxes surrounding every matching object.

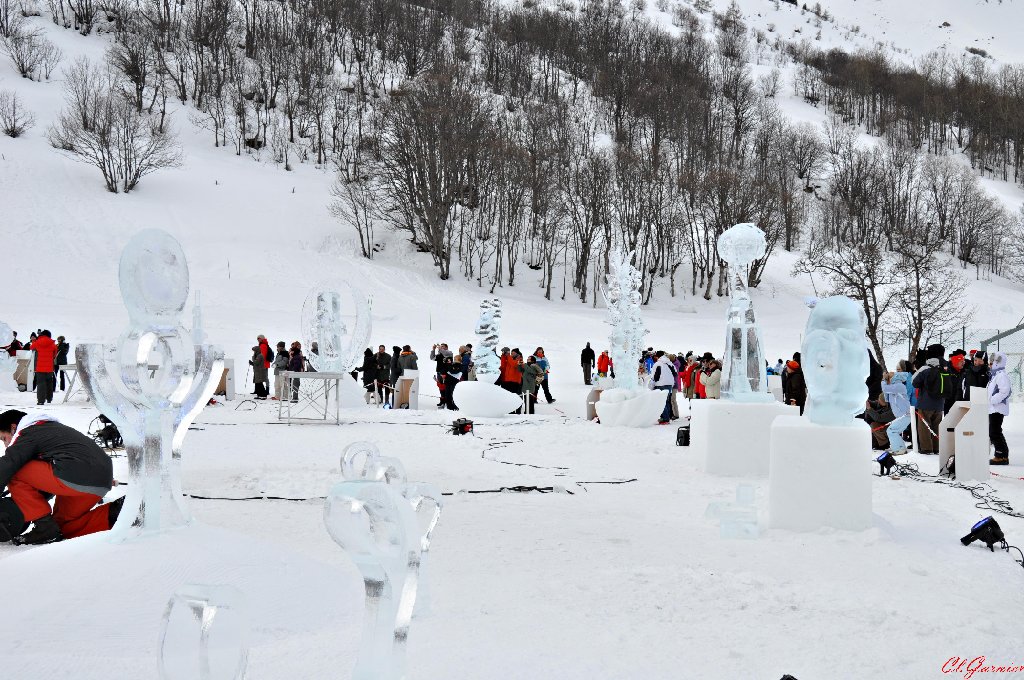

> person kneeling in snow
[0,410,118,545]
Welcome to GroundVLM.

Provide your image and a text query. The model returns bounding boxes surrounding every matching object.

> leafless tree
[48,58,182,193]
[0,89,34,136]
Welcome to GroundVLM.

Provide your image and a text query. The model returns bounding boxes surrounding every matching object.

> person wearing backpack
[988,352,1012,465]
[912,357,944,455]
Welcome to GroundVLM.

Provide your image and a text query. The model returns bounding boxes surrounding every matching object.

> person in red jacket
[681,354,699,399]
[32,330,57,406]
[597,350,611,378]
[257,334,272,396]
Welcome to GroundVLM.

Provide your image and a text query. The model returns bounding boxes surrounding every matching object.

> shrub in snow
[0,89,34,137]
[1,21,61,80]
[48,58,182,193]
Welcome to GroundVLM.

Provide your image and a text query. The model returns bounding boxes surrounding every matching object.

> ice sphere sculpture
[802,295,869,425]
[717,223,772,403]
[471,298,502,379]
[324,480,421,680]
[603,248,648,391]
[301,283,372,373]
[158,584,249,680]
[76,229,224,539]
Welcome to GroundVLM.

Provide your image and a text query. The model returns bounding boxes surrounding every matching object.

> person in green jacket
[518,355,545,415]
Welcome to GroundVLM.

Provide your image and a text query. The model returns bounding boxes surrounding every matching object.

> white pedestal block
[452,380,522,417]
[595,388,666,427]
[939,386,991,483]
[768,416,873,531]
[698,400,798,477]
[768,374,784,402]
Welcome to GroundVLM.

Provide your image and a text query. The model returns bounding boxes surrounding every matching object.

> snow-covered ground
[1,383,1023,679]
[4,3,1024,679]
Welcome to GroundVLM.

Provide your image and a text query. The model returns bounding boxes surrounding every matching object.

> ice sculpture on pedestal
[76,229,224,539]
[802,296,870,425]
[603,249,647,392]
[696,224,796,476]
[325,480,421,680]
[768,295,872,531]
[454,297,521,416]
[471,298,501,379]
[159,584,249,680]
[594,249,664,427]
[301,283,372,373]
[717,223,772,403]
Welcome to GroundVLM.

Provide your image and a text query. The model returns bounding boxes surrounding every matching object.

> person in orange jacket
[32,330,57,406]
[597,350,612,378]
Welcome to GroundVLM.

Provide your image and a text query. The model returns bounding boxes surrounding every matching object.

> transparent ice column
[717,223,773,402]
[471,298,502,379]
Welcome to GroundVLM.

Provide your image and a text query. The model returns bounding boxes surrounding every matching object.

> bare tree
[2,23,60,80]
[48,58,182,193]
[0,89,34,137]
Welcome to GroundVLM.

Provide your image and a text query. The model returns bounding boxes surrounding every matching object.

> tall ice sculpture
[452,298,521,416]
[77,229,224,539]
[768,296,873,531]
[692,224,796,476]
[717,223,772,402]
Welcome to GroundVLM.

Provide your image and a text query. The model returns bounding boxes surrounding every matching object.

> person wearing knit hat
[988,352,1011,465]
[912,357,945,454]
[964,351,990,401]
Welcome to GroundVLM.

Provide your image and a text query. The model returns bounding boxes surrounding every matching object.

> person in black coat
[0,410,116,544]
[865,349,883,402]
[355,348,377,403]
[581,342,596,385]
[963,351,990,400]
[53,335,70,391]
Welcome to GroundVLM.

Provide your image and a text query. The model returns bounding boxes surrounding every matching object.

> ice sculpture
[717,223,772,402]
[801,295,869,425]
[403,482,442,617]
[341,441,383,480]
[0,321,15,377]
[324,480,421,680]
[471,298,502,379]
[158,584,249,680]
[603,248,648,391]
[76,229,224,538]
[301,283,372,373]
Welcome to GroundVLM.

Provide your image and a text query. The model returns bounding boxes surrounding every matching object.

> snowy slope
[697,0,1024,65]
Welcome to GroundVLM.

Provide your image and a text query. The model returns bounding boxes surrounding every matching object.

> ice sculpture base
[0,523,362,675]
[594,388,666,427]
[768,416,873,531]
[452,381,522,417]
[693,400,798,477]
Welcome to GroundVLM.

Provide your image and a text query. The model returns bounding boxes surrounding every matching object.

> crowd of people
[3,329,71,407]
[775,344,1011,465]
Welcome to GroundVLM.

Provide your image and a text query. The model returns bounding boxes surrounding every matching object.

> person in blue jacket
[881,373,912,455]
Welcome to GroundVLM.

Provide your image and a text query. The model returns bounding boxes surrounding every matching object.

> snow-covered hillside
[3,11,1024,375]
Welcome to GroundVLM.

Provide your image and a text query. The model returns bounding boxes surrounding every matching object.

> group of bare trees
[7,0,1021,332]
[795,127,1014,367]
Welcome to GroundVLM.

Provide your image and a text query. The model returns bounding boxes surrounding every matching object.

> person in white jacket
[650,352,677,424]
[988,351,1011,465]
